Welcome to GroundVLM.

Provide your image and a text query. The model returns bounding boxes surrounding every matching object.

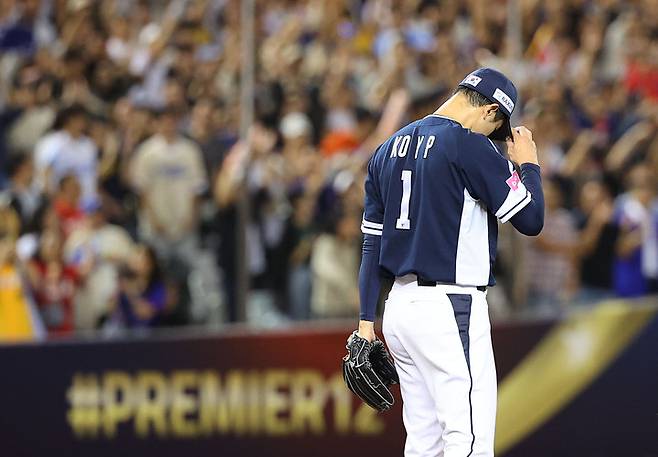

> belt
[416,276,487,292]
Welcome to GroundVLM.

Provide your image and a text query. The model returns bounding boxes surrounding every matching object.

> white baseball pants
[382,275,497,457]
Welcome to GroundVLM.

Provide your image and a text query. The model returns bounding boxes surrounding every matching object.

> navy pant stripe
[447,293,474,457]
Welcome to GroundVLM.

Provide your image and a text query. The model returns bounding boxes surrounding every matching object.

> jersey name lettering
[390,134,435,160]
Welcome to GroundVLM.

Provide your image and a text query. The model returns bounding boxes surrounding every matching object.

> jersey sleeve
[359,153,384,322]
[361,156,384,236]
[460,136,532,223]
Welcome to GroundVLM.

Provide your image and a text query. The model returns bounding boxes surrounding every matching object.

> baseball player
[356,68,544,456]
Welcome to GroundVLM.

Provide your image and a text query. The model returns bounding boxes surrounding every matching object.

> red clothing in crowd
[625,60,658,101]
[30,260,79,335]
[52,198,86,236]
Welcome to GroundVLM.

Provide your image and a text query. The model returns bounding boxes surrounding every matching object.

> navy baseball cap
[458,67,518,141]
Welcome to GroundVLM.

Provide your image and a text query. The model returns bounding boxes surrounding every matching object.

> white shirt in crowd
[34,130,99,206]
[310,233,359,318]
[131,134,207,240]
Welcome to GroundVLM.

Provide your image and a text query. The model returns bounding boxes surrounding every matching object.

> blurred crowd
[0,0,656,337]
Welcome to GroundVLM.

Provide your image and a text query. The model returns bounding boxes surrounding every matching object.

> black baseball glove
[342,330,399,412]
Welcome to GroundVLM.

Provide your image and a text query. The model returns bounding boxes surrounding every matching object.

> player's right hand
[506,126,539,166]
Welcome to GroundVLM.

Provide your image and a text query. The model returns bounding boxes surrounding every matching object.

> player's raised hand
[506,126,539,166]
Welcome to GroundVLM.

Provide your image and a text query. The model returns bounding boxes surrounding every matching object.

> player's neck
[433,95,480,131]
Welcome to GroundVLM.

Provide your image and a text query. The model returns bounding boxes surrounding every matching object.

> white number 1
[396,170,412,230]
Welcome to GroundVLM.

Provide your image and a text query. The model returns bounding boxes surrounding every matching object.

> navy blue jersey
[362,115,532,287]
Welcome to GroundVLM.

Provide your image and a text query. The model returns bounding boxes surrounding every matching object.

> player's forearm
[510,163,544,236]
[358,233,382,322]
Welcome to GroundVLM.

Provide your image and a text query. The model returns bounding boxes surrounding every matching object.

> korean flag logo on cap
[462,74,482,87]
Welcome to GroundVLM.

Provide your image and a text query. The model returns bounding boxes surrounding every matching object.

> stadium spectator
[0,202,42,341]
[113,244,171,328]
[310,209,360,318]
[525,180,579,310]
[6,73,57,155]
[130,107,207,268]
[26,228,81,336]
[281,192,317,320]
[64,203,134,330]
[3,154,44,234]
[186,99,234,182]
[34,105,99,209]
[574,179,618,303]
[0,73,35,185]
[51,174,85,237]
[613,163,658,297]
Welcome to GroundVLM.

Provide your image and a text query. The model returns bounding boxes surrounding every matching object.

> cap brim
[488,117,513,142]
